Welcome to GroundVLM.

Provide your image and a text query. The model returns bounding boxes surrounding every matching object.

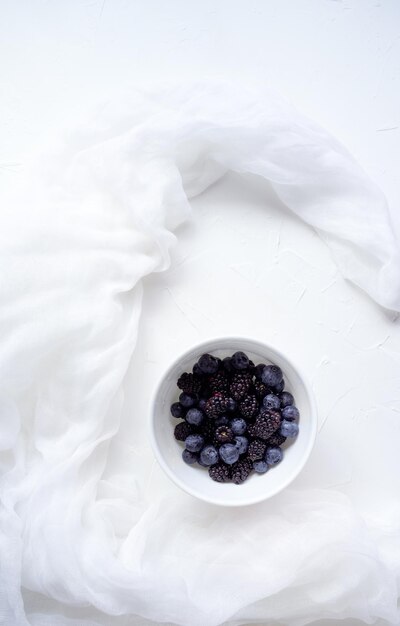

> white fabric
[1,82,400,626]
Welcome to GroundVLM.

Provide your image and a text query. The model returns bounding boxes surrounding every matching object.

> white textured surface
[1,2,400,626]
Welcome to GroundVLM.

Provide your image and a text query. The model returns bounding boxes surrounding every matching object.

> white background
[1,1,400,625]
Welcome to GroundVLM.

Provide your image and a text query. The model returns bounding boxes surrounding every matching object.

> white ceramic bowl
[150,337,317,506]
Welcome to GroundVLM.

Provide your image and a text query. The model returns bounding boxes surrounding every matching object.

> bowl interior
[151,338,316,506]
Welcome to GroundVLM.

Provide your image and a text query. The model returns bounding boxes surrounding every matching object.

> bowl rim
[149,336,317,507]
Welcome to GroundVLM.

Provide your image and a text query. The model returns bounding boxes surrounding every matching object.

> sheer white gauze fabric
[0,82,399,626]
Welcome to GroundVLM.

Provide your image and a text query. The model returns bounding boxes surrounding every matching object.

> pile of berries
[171,351,300,484]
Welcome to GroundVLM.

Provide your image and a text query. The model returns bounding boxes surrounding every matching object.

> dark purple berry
[253,460,269,474]
[170,402,184,418]
[219,443,240,465]
[209,463,231,482]
[186,408,204,426]
[198,353,219,375]
[272,378,285,394]
[282,405,300,421]
[215,425,234,444]
[262,393,281,411]
[199,398,207,411]
[185,434,205,452]
[174,421,193,441]
[254,363,267,380]
[225,397,237,413]
[265,446,283,465]
[261,364,283,387]
[192,363,203,376]
[280,391,294,408]
[177,372,202,395]
[205,392,228,418]
[231,351,250,370]
[200,445,219,466]
[222,356,233,372]
[182,449,198,465]
[231,457,253,484]
[179,392,197,408]
[230,417,247,435]
[280,420,299,438]
[215,414,230,427]
[234,436,249,455]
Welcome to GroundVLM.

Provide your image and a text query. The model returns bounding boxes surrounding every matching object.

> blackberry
[209,371,229,394]
[231,457,253,484]
[200,418,217,442]
[239,395,258,419]
[209,463,231,483]
[247,411,281,440]
[215,425,234,444]
[174,421,193,441]
[177,372,202,395]
[248,438,267,461]
[205,392,228,418]
[253,379,269,400]
[267,432,287,447]
[230,372,252,400]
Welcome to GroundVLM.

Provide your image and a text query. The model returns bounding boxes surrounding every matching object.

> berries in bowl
[150,338,317,506]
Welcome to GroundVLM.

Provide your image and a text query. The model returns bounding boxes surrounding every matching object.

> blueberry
[219,443,240,465]
[282,405,300,421]
[192,363,203,376]
[254,363,267,380]
[261,364,283,387]
[170,402,184,418]
[198,398,207,411]
[185,434,205,452]
[215,414,230,427]
[280,392,294,408]
[280,420,299,438]
[234,436,249,455]
[186,408,204,427]
[200,445,219,466]
[272,378,285,394]
[179,392,197,408]
[198,353,219,375]
[230,417,247,435]
[182,449,198,465]
[262,393,281,411]
[231,351,250,370]
[226,397,237,413]
[253,460,269,474]
[265,446,283,465]
[222,357,233,372]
